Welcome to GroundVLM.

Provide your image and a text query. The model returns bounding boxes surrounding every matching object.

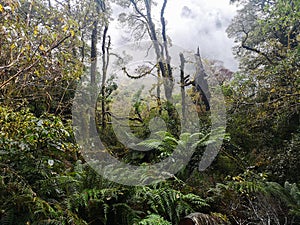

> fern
[283,182,300,216]
[136,138,165,151]
[137,214,171,225]
[133,186,208,224]
[210,171,300,224]
[0,209,15,225]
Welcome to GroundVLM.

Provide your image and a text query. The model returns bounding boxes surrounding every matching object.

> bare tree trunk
[128,0,178,135]
[180,53,186,123]
[26,0,34,27]
[101,25,109,128]
[160,0,173,101]
[90,20,98,86]
[194,47,210,111]
[89,16,98,136]
[156,66,162,115]
[143,0,173,102]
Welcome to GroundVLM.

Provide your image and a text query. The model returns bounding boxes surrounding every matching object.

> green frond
[154,131,172,139]
[163,136,178,146]
[136,139,164,150]
[137,214,171,225]
[0,209,14,225]
[283,182,300,216]
[182,193,209,208]
[138,186,208,224]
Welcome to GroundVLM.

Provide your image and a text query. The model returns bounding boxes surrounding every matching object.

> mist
[110,0,239,71]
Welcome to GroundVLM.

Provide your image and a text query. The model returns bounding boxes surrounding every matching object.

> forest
[0,0,299,224]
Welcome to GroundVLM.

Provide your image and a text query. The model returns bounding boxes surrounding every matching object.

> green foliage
[0,106,83,224]
[265,130,300,183]
[0,106,77,181]
[227,0,299,131]
[0,0,83,115]
[0,0,299,224]
[284,182,300,216]
[128,131,207,163]
[137,214,171,225]
[225,0,300,193]
[137,186,208,224]
[57,166,210,225]
[209,171,300,224]
[0,162,87,225]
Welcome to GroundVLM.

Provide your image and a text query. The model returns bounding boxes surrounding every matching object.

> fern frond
[137,214,171,225]
[0,209,14,225]
[136,139,164,150]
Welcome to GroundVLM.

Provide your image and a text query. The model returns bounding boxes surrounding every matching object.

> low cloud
[165,0,238,70]
[109,0,239,71]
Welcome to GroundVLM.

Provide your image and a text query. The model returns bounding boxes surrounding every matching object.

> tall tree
[117,0,174,102]
[226,0,300,178]
[227,0,299,130]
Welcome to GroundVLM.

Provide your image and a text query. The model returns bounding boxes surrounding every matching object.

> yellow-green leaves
[70,29,75,37]
[39,44,45,51]
[33,25,38,35]
[62,24,69,32]
[10,43,16,50]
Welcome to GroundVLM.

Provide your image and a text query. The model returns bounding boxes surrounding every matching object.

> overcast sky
[110,0,239,71]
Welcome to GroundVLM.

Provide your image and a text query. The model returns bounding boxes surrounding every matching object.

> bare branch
[122,64,157,79]
[241,26,274,65]
[130,0,148,22]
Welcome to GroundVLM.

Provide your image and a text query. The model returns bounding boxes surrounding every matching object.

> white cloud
[109,0,239,71]
[164,0,238,70]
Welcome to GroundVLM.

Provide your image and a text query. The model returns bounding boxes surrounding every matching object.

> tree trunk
[194,47,210,111]
[90,20,98,86]
[144,0,173,102]
[180,53,186,124]
[90,18,98,136]
[101,25,109,128]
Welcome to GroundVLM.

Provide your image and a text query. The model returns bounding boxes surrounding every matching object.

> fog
[109,0,239,71]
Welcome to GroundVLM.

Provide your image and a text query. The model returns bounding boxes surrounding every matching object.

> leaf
[136,139,163,150]
[10,43,16,50]
[63,25,69,32]
[0,4,3,12]
[39,45,45,51]
[34,26,38,35]
[70,29,75,37]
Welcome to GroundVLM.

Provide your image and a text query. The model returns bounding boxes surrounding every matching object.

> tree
[227,0,299,135]
[0,0,83,115]
[226,0,299,179]
[116,0,176,122]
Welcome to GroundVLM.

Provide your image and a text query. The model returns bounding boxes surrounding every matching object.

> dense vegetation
[0,0,299,224]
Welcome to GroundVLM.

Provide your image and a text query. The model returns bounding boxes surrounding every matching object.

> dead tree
[194,47,210,111]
